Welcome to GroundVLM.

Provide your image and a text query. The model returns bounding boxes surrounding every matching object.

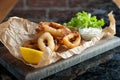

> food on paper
[28,22,80,52]
[23,39,38,49]
[62,31,81,48]
[38,32,55,51]
[64,11,105,40]
[20,47,43,64]
[39,22,71,38]
[0,11,116,67]
[20,22,80,64]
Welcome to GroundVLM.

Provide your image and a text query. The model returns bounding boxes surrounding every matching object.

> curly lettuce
[64,11,105,29]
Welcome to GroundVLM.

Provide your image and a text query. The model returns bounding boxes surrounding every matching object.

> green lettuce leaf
[64,11,105,29]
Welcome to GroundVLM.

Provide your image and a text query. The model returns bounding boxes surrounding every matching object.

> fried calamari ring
[39,22,71,38]
[62,32,81,49]
[38,32,55,51]
[54,39,61,51]
[23,39,38,49]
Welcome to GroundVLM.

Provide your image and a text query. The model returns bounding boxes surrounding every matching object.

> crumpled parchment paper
[0,11,116,68]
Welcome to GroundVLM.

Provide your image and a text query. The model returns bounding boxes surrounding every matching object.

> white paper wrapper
[0,11,116,68]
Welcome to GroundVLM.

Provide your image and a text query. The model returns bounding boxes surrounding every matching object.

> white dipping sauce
[79,28,102,41]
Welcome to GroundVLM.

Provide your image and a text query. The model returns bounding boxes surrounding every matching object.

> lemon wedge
[20,47,43,64]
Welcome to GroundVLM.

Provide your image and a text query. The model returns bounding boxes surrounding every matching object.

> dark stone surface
[42,50,114,80]
[75,58,120,80]
[0,47,120,80]
[0,65,17,80]
[0,36,119,80]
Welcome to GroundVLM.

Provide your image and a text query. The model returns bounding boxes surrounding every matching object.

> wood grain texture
[113,0,120,8]
[0,36,120,80]
[0,0,18,23]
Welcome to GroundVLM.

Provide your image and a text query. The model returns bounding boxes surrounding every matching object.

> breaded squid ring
[23,39,38,49]
[39,22,71,38]
[62,32,81,49]
[38,32,55,51]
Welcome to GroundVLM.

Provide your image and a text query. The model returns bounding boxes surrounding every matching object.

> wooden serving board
[0,36,120,80]
[0,0,18,23]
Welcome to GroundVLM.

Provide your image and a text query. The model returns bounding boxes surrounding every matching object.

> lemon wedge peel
[20,47,43,65]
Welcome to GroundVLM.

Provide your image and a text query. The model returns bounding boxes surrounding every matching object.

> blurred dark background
[5,0,120,23]
[5,0,120,37]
